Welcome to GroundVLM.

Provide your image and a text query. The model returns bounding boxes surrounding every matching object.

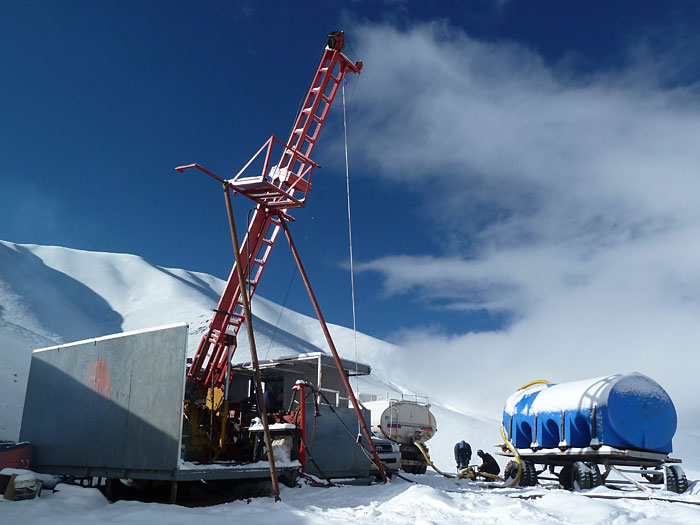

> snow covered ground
[2,240,700,522]
[2,475,700,524]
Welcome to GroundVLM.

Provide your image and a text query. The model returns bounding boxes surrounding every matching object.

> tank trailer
[499,373,688,493]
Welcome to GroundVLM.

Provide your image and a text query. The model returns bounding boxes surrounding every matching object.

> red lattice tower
[178,33,362,389]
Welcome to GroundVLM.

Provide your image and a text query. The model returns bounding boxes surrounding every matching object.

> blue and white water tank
[502,373,677,453]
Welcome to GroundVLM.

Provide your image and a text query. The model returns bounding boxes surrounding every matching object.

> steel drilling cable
[344,42,362,112]
[285,391,333,482]
[342,77,361,436]
[308,381,320,454]
[294,426,334,484]
[264,53,362,365]
[315,387,372,459]
[309,384,378,467]
[395,473,415,483]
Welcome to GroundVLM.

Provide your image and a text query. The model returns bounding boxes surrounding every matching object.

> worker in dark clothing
[263,384,283,412]
[454,440,472,470]
[477,449,500,477]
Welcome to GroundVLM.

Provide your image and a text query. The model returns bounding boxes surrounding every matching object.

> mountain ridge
[3,239,699,477]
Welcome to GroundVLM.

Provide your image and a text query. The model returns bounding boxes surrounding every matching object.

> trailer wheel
[503,460,537,486]
[588,463,603,488]
[665,465,678,492]
[672,466,689,494]
[666,465,688,494]
[504,461,519,484]
[572,461,592,490]
[558,465,573,490]
[521,461,538,486]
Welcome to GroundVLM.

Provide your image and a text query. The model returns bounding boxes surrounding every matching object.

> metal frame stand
[224,186,282,501]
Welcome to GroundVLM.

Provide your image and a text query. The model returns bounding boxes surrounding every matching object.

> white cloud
[348,23,700,421]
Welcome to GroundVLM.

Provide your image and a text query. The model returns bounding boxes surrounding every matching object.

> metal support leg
[609,466,650,491]
[279,218,388,483]
[169,481,178,504]
[224,185,282,501]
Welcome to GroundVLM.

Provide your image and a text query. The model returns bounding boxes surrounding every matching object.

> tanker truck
[364,395,437,474]
[499,373,688,493]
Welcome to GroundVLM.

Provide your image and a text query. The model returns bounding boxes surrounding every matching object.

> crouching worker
[264,384,284,413]
[454,440,472,471]
[477,449,500,477]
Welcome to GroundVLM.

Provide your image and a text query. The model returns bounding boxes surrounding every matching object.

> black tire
[588,463,603,488]
[504,460,519,484]
[559,465,573,490]
[503,460,536,486]
[669,465,688,494]
[521,461,538,487]
[572,461,592,490]
[418,462,427,475]
[665,465,678,493]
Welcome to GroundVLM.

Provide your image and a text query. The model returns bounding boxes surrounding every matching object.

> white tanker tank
[364,395,437,474]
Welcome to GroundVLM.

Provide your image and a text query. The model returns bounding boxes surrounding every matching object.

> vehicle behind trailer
[364,395,437,474]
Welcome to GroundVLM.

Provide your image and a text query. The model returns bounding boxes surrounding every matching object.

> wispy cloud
[350,22,700,418]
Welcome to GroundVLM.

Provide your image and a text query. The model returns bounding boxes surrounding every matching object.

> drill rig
[176,32,387,484]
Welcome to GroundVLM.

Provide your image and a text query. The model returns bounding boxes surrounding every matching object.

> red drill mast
[178,33,362,389]
[177,31,387,484]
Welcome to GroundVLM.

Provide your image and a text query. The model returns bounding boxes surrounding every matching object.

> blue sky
[3,0,700,359]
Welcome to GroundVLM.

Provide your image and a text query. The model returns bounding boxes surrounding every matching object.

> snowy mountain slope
[0,319,55,438]
[0,240,502,471]
[2,241,700,476]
